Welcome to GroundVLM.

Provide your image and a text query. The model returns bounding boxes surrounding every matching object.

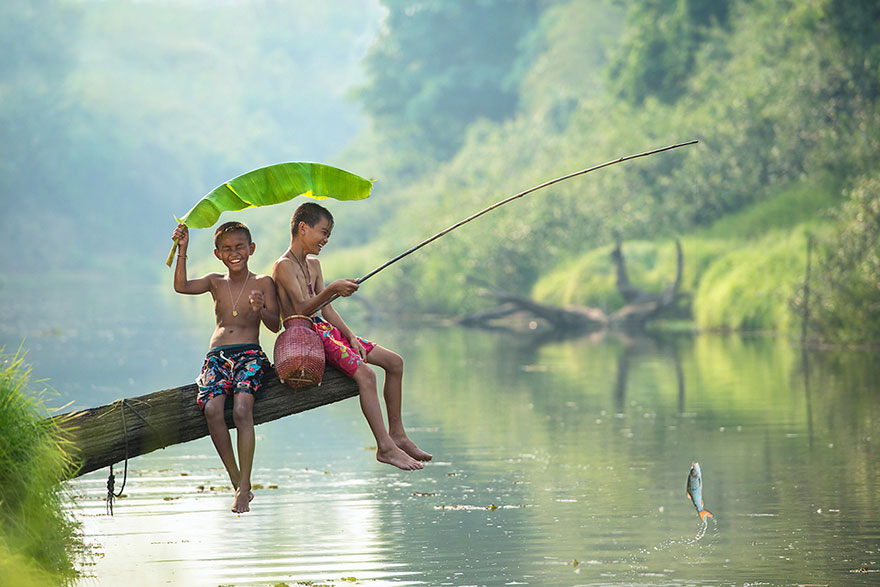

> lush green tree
[606,0,732,105]
[827,0,880,102]
[807,173,880,343]
[355,0,542,162]
[342,0,880,340]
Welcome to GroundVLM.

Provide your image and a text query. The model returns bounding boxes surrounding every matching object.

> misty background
[1,4,878,584]
[0,0,384,276]
[1,0,879,344]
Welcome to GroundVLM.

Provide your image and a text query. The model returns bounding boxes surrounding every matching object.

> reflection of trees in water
[802,347,814,450]
[609,333,688,415]
[477,322,692,417]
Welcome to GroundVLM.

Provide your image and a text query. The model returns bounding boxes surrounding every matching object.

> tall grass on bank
[532,238,730,314]
[0,349,82,585]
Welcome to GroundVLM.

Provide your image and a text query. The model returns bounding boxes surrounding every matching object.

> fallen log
[456,239,684,333]
[54,368,358,478]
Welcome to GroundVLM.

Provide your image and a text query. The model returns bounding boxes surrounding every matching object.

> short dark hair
[291,202,333,237]
[214,221,252,248]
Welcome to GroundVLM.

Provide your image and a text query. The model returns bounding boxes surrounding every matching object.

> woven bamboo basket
[274,315,325,389]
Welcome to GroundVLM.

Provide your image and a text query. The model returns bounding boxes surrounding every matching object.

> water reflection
[67,324,879,586]
[72,432,421,586]
[3,276,878,586]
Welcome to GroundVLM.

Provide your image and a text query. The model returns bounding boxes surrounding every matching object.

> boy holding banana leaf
[171,221,280,514]
[273,202,432,471]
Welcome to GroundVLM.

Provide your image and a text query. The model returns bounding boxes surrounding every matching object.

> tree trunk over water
[55,368,358,478]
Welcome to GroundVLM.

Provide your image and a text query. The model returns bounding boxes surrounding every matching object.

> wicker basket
[274,315,325,389]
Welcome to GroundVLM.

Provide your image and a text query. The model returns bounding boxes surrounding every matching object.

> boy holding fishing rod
[273,202,432,471]
[171,221,281,514]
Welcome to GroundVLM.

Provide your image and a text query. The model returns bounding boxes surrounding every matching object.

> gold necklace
[226,272,251,317]
[288,249,313,297]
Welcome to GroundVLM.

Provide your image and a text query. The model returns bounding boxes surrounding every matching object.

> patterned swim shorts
[312,318,375,377]
[196,344,271,410]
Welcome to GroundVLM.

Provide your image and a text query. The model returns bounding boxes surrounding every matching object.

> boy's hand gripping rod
[312,139,698,314]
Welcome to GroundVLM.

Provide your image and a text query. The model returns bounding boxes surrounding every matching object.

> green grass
[0,349,82,585]
[533,177,838,334]
[532,244,623,310]
[696,174,839,239]
[532,238,730,312]
[693,229,811,332]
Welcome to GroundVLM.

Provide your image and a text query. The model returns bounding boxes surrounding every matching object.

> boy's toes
[231,489,251,513]
[377,447,425,471]
[392,436,433,462]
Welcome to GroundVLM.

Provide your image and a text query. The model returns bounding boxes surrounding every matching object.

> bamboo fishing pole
[315,139,698,312]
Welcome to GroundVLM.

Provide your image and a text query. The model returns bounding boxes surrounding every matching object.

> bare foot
[377,445,424,471]
[232,487,252,513]
[392,434,433,462]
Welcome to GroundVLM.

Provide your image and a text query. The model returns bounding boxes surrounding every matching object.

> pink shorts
[312,319,375,377]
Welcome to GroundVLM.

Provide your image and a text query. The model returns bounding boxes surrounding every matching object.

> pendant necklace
[227,272,251,317]
[289,249,313,297]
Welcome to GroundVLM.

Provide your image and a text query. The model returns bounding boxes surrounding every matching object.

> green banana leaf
[166,162,372,265]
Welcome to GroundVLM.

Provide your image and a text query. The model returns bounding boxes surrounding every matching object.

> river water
[1,276,878,586]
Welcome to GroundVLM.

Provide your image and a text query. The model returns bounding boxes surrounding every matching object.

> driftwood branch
[457,239,684,333]
[55,368,358,478]
[611,232,643,305]
[483,291,607,331]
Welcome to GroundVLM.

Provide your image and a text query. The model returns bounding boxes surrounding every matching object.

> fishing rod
[314,139,698,312]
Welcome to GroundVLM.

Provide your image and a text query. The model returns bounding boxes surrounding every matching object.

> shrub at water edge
[0,349,82,584]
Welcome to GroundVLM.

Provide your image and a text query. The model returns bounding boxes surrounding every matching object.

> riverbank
[0,350,83,585]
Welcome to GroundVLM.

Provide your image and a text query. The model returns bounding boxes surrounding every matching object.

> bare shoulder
[306,257,322,272]
[273,256,294,275]
[253,273,275,286]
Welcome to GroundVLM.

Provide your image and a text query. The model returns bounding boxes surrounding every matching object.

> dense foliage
[807,174,880,343]
[0,350,81,584]
[355,0,541,163]
[330,0,880,342]
[606,0,733,105]
[2,0,878,342]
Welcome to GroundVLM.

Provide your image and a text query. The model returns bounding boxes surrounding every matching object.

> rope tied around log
[100,398,155,515]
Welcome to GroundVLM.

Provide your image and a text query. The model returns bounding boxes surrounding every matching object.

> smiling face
[297,216,333,256]
[214,229,255,272]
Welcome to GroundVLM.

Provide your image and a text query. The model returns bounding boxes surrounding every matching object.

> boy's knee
[354,365,377,387]
[387,352,404,375]
[232,400,253,424]
[204,398,225,422]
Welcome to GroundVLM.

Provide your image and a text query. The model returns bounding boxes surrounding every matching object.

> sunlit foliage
[0,350,82,584]
[807,173,880,343]
[338,0,880,341]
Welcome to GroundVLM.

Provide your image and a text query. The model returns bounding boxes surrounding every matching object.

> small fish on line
[686,461,713,521]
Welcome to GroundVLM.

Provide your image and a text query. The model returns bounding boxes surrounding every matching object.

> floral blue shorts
[196,344,270,410]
